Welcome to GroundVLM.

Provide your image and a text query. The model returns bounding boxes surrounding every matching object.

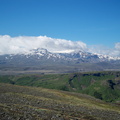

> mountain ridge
[2,48,120,61]
[0,48,120,73]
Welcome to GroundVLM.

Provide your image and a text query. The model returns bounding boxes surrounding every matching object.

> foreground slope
[0,83,120,120]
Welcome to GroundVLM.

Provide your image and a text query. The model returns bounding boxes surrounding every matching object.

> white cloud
[88,44,120,57]
[113,43,120,57]
[0,35,87,54]
[0,35,120,57]
[115,43,120,50]
[88,45,111,55]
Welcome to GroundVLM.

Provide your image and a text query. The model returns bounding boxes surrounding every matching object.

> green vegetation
[0,71,120,102]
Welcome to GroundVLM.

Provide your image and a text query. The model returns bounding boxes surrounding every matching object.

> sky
[0,0,120,56]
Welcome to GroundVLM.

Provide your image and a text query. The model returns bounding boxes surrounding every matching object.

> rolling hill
[0,71,120,102]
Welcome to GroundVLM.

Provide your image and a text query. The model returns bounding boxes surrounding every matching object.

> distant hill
[0,83,120,120]
[0,71,120,102]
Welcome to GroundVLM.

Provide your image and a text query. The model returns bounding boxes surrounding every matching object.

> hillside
[0,83,120,120]
[0,71,120,102]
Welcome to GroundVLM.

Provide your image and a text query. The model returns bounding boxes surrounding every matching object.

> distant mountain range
[0,48,120,72]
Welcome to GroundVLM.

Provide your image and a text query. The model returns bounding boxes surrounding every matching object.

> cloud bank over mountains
[88,44,120,57]
[0,35,87,54]
[0,35,120,57]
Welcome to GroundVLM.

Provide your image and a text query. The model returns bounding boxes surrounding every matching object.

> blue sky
[0,0,120,48]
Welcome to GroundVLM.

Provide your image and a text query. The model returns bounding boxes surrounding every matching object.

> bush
[94,91,102,100]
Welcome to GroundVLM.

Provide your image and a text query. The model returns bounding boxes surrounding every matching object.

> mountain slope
[0,83,120,120]
[0,48,120,72]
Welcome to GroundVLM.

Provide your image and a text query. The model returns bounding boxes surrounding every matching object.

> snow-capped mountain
[0,48,120,72]
[1,48,120,62]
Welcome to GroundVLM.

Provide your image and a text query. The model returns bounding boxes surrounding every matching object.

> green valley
[0,71,120,102]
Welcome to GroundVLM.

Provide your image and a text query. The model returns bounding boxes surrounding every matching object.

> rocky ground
[0,83,120,120]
